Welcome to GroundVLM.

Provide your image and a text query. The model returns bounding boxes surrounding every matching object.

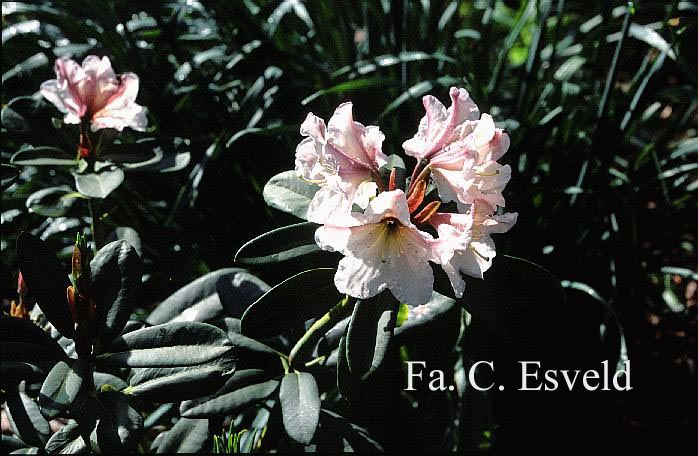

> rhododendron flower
[40,55,147,132]
[403,88,511,209]
[431,200,518,297]
[295,103,387,223]
[315,190,436,306]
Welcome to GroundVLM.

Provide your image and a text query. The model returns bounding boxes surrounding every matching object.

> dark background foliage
[2,0,696,451]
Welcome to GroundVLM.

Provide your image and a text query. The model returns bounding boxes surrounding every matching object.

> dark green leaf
[146,269,269,325]
[279,371,320,445]
[105,227,142,258]
[11,146,75,166]
[16,232,73,338]
[99,322,234,367]
[39,360,88,419]
[315,409,383,451]
[1,105,29,133]
[179,368,269,415]
[72,166,125,199]
[25,186,82,217]
[241,268,340,339]
[262,170,319,219]
[90,240,142,348]
[1,164,19,191]
[124,359,235,402]
[5,390,51,447]
[345,292,398,380]
[180,379,279,418]
[44,421,87,454]
[155,418,211,454]
[394,291,457,340]
[235,222,320,265]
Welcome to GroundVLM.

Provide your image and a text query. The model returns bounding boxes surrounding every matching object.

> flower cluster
[296,87,517,306]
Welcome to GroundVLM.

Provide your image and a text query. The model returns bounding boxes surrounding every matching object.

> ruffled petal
[326,102,386,172]
[91,73,147,131]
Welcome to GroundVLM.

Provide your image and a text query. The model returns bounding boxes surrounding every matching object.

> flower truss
[296,87,518,306]
[41,55,147,133]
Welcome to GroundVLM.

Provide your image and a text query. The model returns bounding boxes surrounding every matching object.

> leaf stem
[88,198,104,253]
[288,295,354,365]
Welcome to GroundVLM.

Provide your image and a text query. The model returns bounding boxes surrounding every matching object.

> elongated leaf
[262,170,319,219]
[235,222,320,265]
[124,360,235,402]
[25,186,82,217]
[279,371,320,445]
[74,391,143,455]
[1,105,28,133]
[44,421,87,454]
[180,379,279,418]
[146,269,269,325]
[16,232,73,338]
[72,167,125,199]
[241,268,339,339]
[345,292,398,379]
[93,372,128,392]
[5,390,51,447]
[1,164,19,191]
[99,322,234,367]
[11,146,75,166]
[39,360,87,419]
[315,409,383,451]
[90,240,142,348]
[105,227,142,258]
[179,368,269,415]
[2,434,30,453]
[155,418,211,454]
[394,291,457,340]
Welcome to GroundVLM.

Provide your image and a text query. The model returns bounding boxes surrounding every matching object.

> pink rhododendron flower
[431,200,518,297]
[295,103,387,223]
[403,88,511,210]
[40,56,147,132]
[315,190,436,306]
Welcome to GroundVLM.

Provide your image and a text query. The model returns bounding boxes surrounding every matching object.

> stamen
[407,180,426,213]
[470,245,490,261]
[475,169,500,177]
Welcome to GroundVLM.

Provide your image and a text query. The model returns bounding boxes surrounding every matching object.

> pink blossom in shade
[314,190,437,306]
[430,201,518,297]
[294,104,387,224]
[40,56,147,132]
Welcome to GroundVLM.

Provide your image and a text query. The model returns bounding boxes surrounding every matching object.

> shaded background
[2,0,696,451]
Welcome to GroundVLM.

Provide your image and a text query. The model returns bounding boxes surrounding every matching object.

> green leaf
[279,371,320,445]
[180,379,279,418]
[125,359,235,402]
[1,105,29,133]
[345,292,398,380]
[5,390,51,447]
[25,186,83,218]
[44,421,87,454]
[103,137,191,173]
[72,166,125,199]
[98,322,234,367]
[462,255,566,313]
[1,164,19,191]
[105,227,142,258]
[75,391,143,455]
[11,146,76,166]
[155,418,212,454]
[262,170,319,219]
[235,222,320,265]
[39,360,87,419]
[315,409,383,451]
[90,240,142,348]
[394,291,457,340]
[179,368,269,415]
[16,232,73,338]
[241,268,340,339]
[146,269,269,325]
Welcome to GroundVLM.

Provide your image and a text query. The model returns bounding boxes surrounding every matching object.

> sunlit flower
[431,200,518,297]
[295,103,387,223]
[402,87,510,210]
[40,55,147,132]
[315,190,436,306]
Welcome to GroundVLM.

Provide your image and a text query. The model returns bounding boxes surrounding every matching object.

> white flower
[315,190,437,306]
